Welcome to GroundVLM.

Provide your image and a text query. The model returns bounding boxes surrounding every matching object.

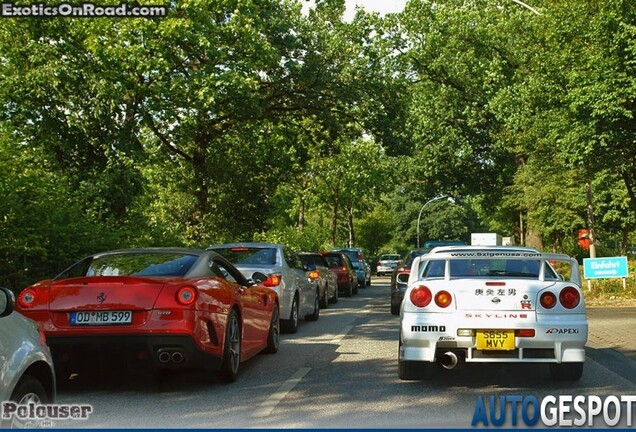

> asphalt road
[48,277,636,429]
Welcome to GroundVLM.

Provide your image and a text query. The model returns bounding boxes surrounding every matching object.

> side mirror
[303,263,317,272]
[0,287,15,318]
[251,272,268,284]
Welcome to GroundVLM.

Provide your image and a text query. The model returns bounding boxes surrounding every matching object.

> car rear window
[380,254,401,261]
[322,253,344,268]
[422,258,557,279]
[61,253,199,278]
[333,249,361,262]
[214,247,278,266]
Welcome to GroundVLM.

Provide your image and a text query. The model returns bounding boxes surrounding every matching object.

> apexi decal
[411,325,446,332]
[465,313,528,319]
[546,328,579,334]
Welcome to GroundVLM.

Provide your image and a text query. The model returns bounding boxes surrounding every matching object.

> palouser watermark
[2,402,92,427]
[1,2,167,18]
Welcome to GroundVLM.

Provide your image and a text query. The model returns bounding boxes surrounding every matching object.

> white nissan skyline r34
[398,246,588,381]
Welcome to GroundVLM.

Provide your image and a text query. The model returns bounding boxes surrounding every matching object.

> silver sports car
[208,243,319,334]
[399,246,588,381]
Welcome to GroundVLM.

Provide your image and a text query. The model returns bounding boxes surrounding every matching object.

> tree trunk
[525,229,543,251]
[330,194,339,247]
[191,135,209,226]
[298,196,305,231]
[621,227,629,256]
[347,206,355,247]
[585,180,597,258]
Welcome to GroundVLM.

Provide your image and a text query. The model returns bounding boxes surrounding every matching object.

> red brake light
[559,286,581,309]
[540,292,557,309]
[176,286,197,305]
[341,266,347,272]
[264,274,282,287]
[308,271,319,280]
[377,262,381,267]
[18,289,36,308]
[435,290,452,308]
[231,247,249,252]
[410,286,432,308]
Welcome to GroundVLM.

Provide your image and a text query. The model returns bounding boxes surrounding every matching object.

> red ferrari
[16,248,280,383]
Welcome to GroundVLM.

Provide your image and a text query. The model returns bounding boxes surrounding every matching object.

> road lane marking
[331,325,353,344]
[251,367,311,418]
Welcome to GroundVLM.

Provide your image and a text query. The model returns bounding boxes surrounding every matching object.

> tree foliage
[1,0,636,289]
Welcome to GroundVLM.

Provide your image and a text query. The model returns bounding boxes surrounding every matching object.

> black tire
[342,283,353,298]
[281,295,299,333]
[329,285,339,304]
[353,281,359,295]
[390,300,400,315]
[399,360,427,380]
[319,283,329,309]
[2,375,49,428]
[218,309,241,383]
[305,290,320,321]
[398,338,427,380]
[264,305,280,354]
[549,362,584,381]
[367,277,371,287]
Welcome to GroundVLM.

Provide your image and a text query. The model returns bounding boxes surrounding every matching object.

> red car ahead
[16,248,280,383]
[319,252,357,297]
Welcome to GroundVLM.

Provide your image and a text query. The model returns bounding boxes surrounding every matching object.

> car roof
[91,247,206,258]
[427,245,540,254]
[207,242,283,249]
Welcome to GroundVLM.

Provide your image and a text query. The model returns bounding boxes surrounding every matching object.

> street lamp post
[416,195,450,249]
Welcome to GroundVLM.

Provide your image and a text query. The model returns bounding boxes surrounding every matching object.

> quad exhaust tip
[171,351,184,364]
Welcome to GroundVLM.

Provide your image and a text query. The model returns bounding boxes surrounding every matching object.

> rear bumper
[48,334,223,374]
[400,311,588,364]
[377,265,395,274]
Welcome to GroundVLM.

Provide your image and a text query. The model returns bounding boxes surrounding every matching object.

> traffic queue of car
[1,242,589,422]
[0,243,374,412]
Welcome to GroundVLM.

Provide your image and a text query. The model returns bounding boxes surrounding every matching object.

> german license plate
[476,330,515,350]
[70,311,132,326]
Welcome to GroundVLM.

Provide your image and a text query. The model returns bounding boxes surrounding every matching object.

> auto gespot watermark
[1,2,167,18]
[2,401,92,425]
[471,395,636,427]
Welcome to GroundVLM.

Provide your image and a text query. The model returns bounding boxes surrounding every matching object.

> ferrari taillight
[435,290,452,308]
[176,286,197,305]
[410,285,432,308]
[540,292,557,309]
[264,274,282,287]
[559,286,581,309]
[18,288,36,308]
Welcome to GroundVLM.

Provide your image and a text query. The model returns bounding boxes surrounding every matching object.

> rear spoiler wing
[409,252,581,286]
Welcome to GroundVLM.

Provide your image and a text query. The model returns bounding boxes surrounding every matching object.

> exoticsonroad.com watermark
[1,2,167,18]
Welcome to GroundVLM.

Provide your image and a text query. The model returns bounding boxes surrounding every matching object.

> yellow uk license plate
[476,330,515,350]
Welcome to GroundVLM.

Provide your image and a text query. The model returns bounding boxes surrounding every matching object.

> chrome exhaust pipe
[440,351,459,370]
[171,351,184,364]
[158,351,171,364]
